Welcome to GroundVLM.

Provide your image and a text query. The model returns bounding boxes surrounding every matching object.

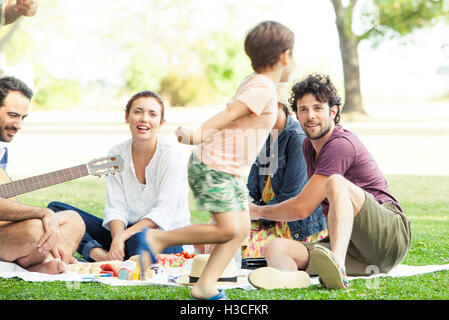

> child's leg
[194,216,217,254]
[139,210,250,298]
[190,210,249,299]
[142,211,246,254]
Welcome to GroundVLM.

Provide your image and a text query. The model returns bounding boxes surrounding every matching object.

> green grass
[1,175,449,300]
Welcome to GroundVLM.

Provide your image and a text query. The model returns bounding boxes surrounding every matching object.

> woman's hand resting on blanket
[108,233,126,261]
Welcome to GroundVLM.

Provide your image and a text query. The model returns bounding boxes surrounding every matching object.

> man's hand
[249,202,263,220]
[14,0,38,17]
[38,209,61,255]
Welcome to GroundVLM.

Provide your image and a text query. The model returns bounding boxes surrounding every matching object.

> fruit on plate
[157,251,197,267]
[67,260,122,275]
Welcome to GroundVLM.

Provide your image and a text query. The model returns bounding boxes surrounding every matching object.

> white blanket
[0,261,254,290]
[1,261,449,290]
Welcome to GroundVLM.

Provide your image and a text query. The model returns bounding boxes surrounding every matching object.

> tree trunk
[331,0,366,115]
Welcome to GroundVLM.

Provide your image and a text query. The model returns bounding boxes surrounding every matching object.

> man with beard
[248,73,411,290]
[0,76,85,274]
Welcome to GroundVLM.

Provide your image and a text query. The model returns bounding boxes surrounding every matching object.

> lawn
[1,174,448,300]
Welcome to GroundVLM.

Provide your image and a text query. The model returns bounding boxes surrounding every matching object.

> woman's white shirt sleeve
[102,145,130,230]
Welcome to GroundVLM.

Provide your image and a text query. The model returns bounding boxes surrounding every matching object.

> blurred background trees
[0,0,448,112]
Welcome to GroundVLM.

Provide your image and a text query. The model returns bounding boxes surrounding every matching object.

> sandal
[137,227,157,280]
[309,245,349,289]
[191,289,229,300]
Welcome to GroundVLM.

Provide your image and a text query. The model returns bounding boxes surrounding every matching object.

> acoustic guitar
[0,155,124,226]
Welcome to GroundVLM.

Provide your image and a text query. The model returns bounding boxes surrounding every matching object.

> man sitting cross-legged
[0,76,85,274]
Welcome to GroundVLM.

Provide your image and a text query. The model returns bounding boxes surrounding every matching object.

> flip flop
[191,289,229,300]
[137,227,157,280]
[207,289,229,300]
[309,245,349,290]
[247,266,311,290]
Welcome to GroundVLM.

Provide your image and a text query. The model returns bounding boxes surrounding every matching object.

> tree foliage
[374,0,448,36]
[0,0,282,109]
[196,31,252,98]
[331,0,449,114]
[344,0,448,42]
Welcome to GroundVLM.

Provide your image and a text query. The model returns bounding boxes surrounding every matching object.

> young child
[137,20,296,300]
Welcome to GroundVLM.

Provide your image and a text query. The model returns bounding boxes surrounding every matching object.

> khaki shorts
[303,191,412,276]
[188,153,249,213]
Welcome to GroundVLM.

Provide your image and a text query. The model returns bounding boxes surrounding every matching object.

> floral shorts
[188,154,249,213]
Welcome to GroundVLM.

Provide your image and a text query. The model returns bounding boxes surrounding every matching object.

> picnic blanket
[0,260,254,290]
[1,260,449,289]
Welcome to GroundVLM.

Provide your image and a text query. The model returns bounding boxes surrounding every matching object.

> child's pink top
[193,73,277,177]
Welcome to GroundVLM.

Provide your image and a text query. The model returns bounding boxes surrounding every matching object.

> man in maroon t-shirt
[248,74,411,290]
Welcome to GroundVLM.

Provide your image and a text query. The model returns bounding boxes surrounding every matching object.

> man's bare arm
[0,198,61,255]
[0,198,52,221]
[250,174,328,221]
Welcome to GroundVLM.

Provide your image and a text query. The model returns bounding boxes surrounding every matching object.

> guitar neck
[0,164,89,199]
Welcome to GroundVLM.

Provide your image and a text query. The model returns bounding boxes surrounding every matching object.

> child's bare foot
[144,228,164,255]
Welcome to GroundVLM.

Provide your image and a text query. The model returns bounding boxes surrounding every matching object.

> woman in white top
[48,90,192,261]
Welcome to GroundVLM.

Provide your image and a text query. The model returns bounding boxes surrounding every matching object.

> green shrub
[124,52,164,93]
[159,72,219,107]
[34,78,83,110]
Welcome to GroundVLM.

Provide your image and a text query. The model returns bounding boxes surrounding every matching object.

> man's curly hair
[289,73,342,125]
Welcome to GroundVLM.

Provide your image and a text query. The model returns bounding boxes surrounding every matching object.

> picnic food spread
[67,252,197,281]
[157,251,197,268]
[67,260,120,274]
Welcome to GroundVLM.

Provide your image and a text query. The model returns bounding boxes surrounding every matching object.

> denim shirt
[0,145,7,171]
[247,115,327,240]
